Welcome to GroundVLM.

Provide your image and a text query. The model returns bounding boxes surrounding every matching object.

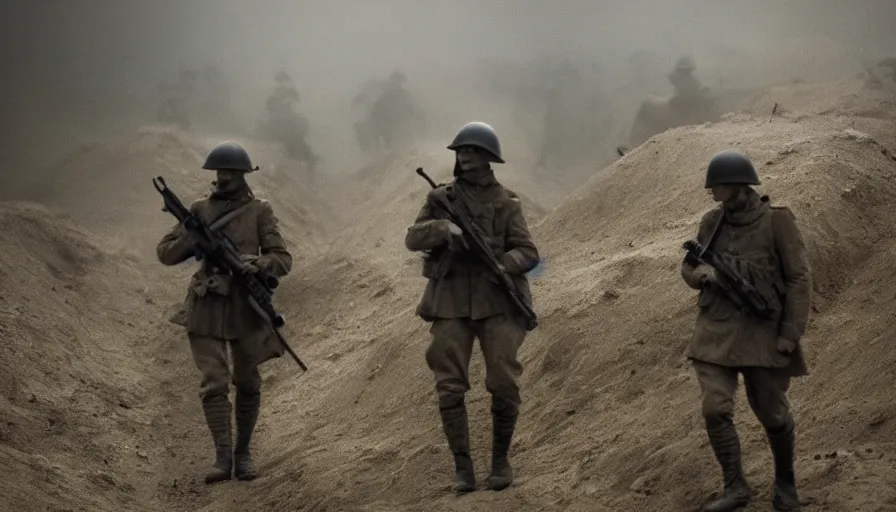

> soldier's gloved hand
[776,337,796,354]
[445,221,467,250]
[696,266,717,287]
[179,223,202,246]
[238,254,261,274]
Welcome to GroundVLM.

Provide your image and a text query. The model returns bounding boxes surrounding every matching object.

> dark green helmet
[447,121,504,163]
[704,149,759,187]
[202,141,258,172]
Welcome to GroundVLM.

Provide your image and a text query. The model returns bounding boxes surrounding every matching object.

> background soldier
[878,57,896,82]
[156,142,293,484]
[627,56,720,149]
[262,70,317,171]
[404,122,540,493]
[156,67,196,130]
[353,69,424,155]
[681,150,811,511]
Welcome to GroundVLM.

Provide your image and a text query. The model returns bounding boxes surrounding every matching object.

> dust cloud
[2,2,896,511]
[1,0,894,195]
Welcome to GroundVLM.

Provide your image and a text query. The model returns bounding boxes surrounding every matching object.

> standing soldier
[681,150,811,511]
[404,122,540,493]
[156,142,293,484]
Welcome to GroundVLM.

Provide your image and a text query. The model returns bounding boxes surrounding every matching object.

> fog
[1,0,894,189]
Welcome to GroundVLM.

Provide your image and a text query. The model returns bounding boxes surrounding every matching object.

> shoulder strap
[208,200,255,232]
[768,206,788,256]
[701,208,726,256]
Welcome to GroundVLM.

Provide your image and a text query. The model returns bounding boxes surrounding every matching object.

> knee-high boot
[234,389,260,481]
[486,400,518,491]
[702,415,751,512]
[201,394,233,484]
[767,420,800,511]
[438,394,476,493]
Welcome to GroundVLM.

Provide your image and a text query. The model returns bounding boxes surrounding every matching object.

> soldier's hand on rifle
[239,254,261,274]
[445,221,468,251]
[776,337,796,354]
[179,218,204,245]
[696,266,718,287]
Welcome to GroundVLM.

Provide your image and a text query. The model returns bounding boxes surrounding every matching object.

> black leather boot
[234,390,260,481]
[486,401,518,491]
[201,394,233,484]
[438,395,476,493]
[702,416,751,512]
[768,421,801,511]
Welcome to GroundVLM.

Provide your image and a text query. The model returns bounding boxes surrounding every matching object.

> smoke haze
[2,0,894,187]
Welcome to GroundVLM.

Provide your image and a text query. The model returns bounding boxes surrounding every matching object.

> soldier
[404,122,540,493]
[266,70,300,115]
[156,142,293,484]
[681,150,811,511]
[370,69,423,152]
[627,56,720,149]
[666,56,719,121]
[878,57,896,82]
[262,70,317,171]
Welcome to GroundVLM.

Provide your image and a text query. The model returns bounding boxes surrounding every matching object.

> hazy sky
[1,0,893,175]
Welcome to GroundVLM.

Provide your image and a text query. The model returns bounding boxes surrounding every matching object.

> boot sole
[485,479,512,491]
[204,474,232,485]
[701,499,749,512]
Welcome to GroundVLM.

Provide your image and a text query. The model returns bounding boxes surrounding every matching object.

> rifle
[682,239,775,319]
[152,176,307,371]
[415,167,538,331]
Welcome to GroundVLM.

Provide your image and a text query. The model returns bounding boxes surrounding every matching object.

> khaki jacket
[405,170,539,324]
[681,190,811,376]
[157,187,293,350]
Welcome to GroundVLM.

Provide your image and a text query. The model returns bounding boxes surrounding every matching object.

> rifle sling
[208,200,254,233]
[701,208,726,257]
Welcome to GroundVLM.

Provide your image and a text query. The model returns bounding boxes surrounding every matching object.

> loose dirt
[2,72,895,511]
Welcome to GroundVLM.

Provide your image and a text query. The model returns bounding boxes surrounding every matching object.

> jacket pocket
[422,248,453,279]
[190,274,233,297]
[698,287,738,321]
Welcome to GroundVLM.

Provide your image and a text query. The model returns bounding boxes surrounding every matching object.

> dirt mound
[182,77,896,511]
[31,124,326,260]
[743,74,896,124]
[5,74,896,512]
[0,201,171,511]
[514,91,896,508]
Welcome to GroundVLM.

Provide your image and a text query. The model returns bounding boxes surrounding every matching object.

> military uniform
[156,142,293,484]
[681,150,810,511]
[405,122,539,493]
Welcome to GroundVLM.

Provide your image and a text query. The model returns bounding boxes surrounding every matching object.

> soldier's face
[710,185,737,203]
[215,169,245,190]
[455,147,489,172]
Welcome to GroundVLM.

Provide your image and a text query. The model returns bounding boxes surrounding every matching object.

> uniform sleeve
[501,198,539,274]
[681,209,718,289]
[773,208,811,342]
[405,190,452,252]
[255,201,293,277]
[156,200,200,266]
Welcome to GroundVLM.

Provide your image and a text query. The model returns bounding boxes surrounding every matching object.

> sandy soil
[1,72,895,512]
